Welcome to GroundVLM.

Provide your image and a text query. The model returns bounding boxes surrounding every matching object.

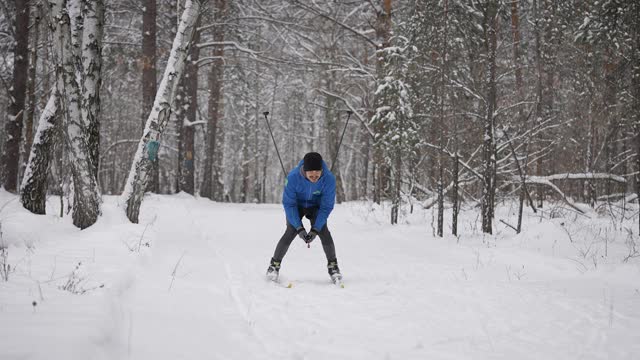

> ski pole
[330,110,353,173]
[263,111,288,178]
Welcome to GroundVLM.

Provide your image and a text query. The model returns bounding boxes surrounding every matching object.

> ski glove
[296,227,308,242]
[305,228,319,243]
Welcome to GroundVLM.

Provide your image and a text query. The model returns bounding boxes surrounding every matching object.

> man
[266,152,342,283]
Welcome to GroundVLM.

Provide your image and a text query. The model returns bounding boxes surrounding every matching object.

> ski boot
[266,258,281,282]
[327,259,343,285]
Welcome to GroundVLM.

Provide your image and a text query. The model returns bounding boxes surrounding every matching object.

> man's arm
[313,174,336,230]
[283,174,303,228]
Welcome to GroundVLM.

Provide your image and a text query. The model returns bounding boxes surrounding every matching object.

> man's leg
[272,223,299,262]
[313,223,337,262]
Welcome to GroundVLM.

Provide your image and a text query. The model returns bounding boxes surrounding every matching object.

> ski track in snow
[1,192,639,360]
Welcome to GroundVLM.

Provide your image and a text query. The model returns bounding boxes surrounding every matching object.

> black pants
[272,207,336,262]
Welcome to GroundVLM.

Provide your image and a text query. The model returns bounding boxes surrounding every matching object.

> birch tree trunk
[49,0,101,229]
[20,94,58,214]
[1,0,30,192]
[80,0,104,180]
[122,0,203,223]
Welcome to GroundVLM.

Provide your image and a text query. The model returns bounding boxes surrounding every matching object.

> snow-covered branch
[515,176,586,214]
[197,41,260,55]
[290,0,378,48]
[318,88,374,138]
[524,173,627,184]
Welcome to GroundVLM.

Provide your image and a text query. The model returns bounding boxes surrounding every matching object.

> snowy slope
[1,190,639,360]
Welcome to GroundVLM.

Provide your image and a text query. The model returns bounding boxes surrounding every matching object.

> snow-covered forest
[0,0,638,229]
[1,1,640,359]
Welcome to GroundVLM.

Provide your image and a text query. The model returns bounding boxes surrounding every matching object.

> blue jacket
[283,159,336,230]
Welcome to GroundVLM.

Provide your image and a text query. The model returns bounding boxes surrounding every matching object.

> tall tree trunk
[241,125,249,203]
[81,0,104,180]
[122,0,203,223]
[2,0,30,192]
[390,147,401,225]
[361,120,370,200]
[481,0,498,234]
[437,0,450,238]
[603,47,619,201]
[510,0,527,232]
[142,0,158,192]
[533,0,544,208]
[202,0,226,201]
[49,0,101,229]
[632,3,640,236]
[252,44,262,203]
[452,153,459,236]
[179,28,200,195]
[510,0,523,100]
[372,0,392,205]
[20,94,58,214]
[585,95,596,206]
[21,3,41,183]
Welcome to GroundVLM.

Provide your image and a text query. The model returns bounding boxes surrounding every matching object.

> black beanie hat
[303,152,323,171]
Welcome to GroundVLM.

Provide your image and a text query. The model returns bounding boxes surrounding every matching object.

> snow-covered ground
[1,190,639,360]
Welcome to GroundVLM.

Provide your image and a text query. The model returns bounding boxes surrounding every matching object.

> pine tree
[371,37,417,224]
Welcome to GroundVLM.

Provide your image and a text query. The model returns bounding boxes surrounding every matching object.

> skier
[266,152,342,284]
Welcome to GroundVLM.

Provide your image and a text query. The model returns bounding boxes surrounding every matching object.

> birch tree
[122,0,204,223]
[20,94,58,214]
[48,0,101,229]
[81,0,104,179]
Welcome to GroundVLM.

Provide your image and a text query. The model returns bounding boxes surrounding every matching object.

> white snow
[1,190,639,359]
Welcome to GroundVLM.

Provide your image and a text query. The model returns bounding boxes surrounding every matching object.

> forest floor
[1,190,639,359]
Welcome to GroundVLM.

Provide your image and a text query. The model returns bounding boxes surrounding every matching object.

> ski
[331,274,345,288]
[266,274,293,288]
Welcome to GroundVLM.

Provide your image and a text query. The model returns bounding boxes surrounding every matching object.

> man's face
[305,170,322,183]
